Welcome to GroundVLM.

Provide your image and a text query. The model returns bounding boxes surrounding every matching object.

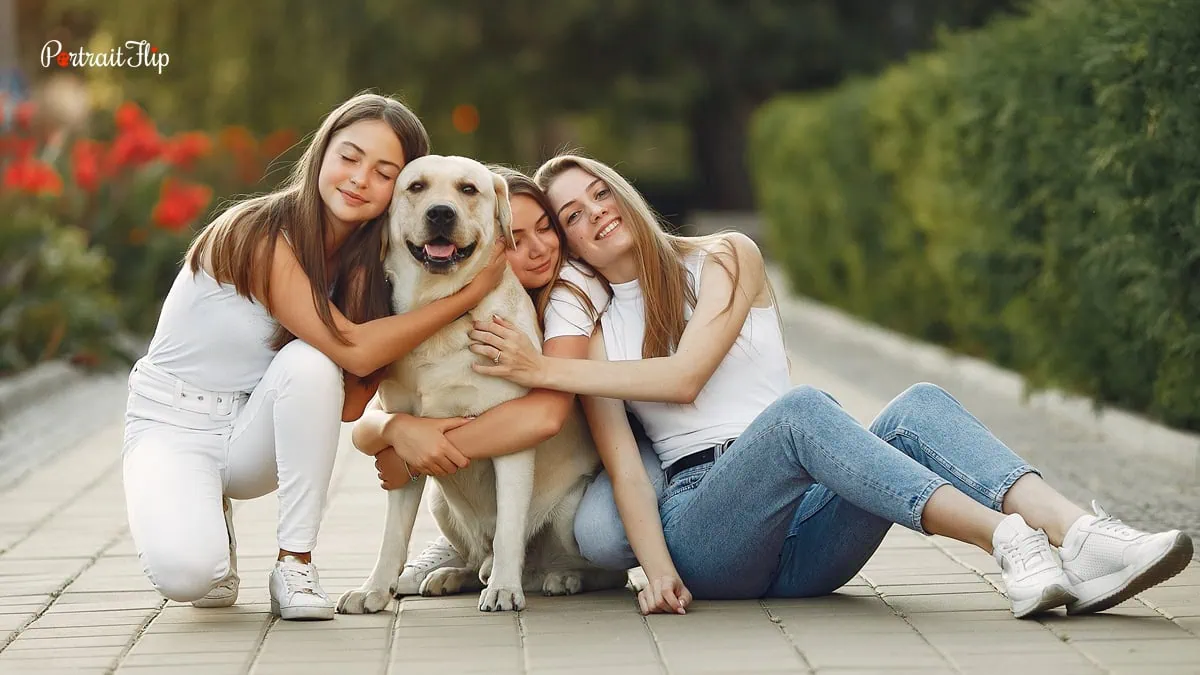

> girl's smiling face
[317,119,405,228]
[506,194,562,290]
[547,167,633,270]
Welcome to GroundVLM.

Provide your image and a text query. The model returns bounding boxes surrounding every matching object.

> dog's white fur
[336,155,625,614]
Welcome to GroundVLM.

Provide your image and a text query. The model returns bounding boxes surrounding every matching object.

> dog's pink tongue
[424,242,457,259]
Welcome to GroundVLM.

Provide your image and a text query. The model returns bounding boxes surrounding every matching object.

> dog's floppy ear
[492,171,515,250]
[379,214,390,262]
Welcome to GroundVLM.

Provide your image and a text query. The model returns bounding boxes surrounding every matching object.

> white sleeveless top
[141,265,278,394]
[600,248,791,469]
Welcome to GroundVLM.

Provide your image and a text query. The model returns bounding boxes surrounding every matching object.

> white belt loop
[173,379,186,411]
[713,437,735,461]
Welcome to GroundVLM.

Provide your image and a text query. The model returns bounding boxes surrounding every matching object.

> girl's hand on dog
[469,315,546,388]
[638,573,693,615]
[463,243,509,303]
[375,448,411,490]
[383,415,472,477]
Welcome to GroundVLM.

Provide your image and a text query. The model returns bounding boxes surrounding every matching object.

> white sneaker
[395,536,464,596]
[992,513,1073,618]
[193,496,239,608]
[269,556,335,621]
[1059,501,1193,615]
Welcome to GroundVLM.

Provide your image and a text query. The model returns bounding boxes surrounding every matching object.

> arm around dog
[474,233,765,403]
[445,334,588,459]
[259,238,507,378]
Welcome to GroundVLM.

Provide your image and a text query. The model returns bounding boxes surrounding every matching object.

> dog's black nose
[425,204,457,230]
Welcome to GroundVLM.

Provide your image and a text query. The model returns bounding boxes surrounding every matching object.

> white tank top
[141,265,278,394]
[600,248,791,469]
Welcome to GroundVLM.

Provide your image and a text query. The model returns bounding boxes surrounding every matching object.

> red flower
[151,178,212,232]
[2,157,63,196]
[105,124,163,172]
[115,101,149,133]
[162,131,212,168]
[72,139,103,192]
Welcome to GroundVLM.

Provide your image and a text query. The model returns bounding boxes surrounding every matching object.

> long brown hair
[534,154,748,359]
[186,92,430,350]
[490,166,601,332]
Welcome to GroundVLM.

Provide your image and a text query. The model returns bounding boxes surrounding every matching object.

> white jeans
[122,341,345,602]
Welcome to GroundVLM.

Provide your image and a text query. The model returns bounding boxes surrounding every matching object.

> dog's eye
[407,182,425,192]
[460,184,478,195]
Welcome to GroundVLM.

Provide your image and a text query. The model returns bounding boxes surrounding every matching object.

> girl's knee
[274,341,343,391]
[782,385,839,411]
[897,382,951,407]
[870,382,953,436]
[144,552,228,602]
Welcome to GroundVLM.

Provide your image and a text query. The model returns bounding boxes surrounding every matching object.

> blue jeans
[659,383,1038,599]
[574,418,665,570]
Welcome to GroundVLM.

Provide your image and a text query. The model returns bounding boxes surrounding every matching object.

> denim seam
[994,465,1041,511]
[785,487,837,537]
[910,476,949,535]
[894,427,994,503]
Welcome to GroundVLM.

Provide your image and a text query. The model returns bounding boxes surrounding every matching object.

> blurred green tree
[23,0,1016,209]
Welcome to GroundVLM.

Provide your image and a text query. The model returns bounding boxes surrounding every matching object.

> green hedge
[750,0,1200,431]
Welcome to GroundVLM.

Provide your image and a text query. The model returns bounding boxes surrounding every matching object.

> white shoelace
[280,563,321,596]
[1091,516,1142,538]
[1004,530,1052,571]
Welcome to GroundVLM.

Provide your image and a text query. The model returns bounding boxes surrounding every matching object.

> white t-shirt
[599,247,792,469]
[543,260,610,340]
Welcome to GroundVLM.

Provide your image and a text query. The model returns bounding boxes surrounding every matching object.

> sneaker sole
[1012,583,1073,619]
[192,578,240,608]
[1066,532,1194,615]
[192,592,238,608]
[271,598,335,621]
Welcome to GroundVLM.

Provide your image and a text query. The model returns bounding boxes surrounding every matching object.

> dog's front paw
[336,585,392,614]
[479,584,525,612]
[542,570,584,596]
[420,567,477,597]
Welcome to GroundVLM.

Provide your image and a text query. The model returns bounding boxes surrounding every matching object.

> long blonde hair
[187,92,430,351]
[489,165,601,332]
[534,154,744,359]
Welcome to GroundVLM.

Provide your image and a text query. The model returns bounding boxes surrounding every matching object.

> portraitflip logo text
[41,40,170,75]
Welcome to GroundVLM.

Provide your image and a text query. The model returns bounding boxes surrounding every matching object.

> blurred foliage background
[752,0,1200,430]
[12,0,1016,211]
[6,0,1198,433]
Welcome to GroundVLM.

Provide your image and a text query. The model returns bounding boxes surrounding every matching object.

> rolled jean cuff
[909,477,951,535]
[992,465,1041,511]
[278,538,317,554]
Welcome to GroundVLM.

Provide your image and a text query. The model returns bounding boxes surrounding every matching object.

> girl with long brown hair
[469,153,1192,619]
[121,93,506,620]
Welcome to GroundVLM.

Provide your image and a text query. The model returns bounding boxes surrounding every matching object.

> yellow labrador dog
[337,155,625,614]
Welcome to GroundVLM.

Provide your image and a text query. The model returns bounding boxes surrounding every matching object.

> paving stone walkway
[0,278,1196,674]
